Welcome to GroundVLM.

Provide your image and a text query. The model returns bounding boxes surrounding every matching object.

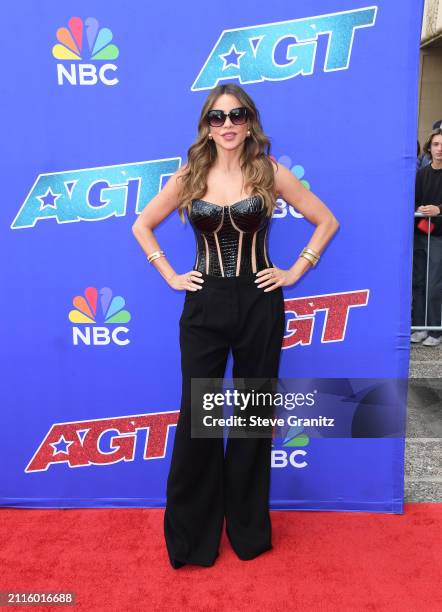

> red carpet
[0,503,440,611]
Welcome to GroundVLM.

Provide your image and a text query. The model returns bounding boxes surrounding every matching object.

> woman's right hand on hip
[168,270,204,291]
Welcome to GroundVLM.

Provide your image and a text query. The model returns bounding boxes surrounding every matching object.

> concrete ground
[406,339,442,502]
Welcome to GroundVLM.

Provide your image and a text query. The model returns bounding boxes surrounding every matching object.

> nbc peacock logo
[69,287,131,346]
[273,155,311,220]
[52,17,119,86]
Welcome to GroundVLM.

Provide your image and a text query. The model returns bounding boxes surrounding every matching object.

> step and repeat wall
[2,1,423,511]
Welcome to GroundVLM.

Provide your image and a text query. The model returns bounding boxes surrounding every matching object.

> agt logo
[52,16,119,86]
[192,6,377,90]
[10,159,181,230]
[25,411,178,472]
[272,424,310,469]
[69,286,131,346]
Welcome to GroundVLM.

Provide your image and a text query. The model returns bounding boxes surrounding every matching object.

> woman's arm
[131,163,201,290]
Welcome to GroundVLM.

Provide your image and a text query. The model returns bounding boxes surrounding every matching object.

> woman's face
[207,94,249,152]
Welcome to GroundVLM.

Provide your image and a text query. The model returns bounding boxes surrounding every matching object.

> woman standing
[132,84,339,569]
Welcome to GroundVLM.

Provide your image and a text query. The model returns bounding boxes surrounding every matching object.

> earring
[208,133,213,139]
[247,130,250,137]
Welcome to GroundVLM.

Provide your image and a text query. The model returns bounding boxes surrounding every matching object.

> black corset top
[187,195,272,277]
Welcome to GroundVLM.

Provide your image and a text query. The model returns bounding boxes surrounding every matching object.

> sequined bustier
[187,195,272,277]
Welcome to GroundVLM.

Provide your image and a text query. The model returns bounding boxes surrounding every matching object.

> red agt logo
[282,289,369,347]
[25,411,178,472]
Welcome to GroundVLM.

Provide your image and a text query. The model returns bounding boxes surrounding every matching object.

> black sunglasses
[206,107,248,127]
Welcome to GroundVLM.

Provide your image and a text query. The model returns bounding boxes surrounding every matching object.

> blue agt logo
[11,159,180,229]
[191,6,377,90]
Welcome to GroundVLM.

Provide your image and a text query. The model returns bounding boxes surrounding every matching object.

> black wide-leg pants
[164,271,286,567]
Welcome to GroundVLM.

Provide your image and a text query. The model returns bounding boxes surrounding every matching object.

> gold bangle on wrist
[147,250,165,263]
[299,249,319,267]
[302,247,320,261]
[149,253,165,263]
[147,250,164,262]
[300,253,317,267]
[300,247,320,266]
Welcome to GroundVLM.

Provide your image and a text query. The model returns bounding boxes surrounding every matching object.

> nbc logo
[69,287,131,346]
[272,424,310,469]
[52,17,119,86]
[273,155,311,221]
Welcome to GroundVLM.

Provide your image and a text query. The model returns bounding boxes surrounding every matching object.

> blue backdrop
[1,0,424,511]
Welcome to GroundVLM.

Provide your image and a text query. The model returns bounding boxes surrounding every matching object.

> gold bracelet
[302,247,320,261]
[300,248,319,266]
[299,247,318,258]
[299,252,318,267]
[149,253,166,264]
[147,250,165,263]
[148,252,165,263]
[301,248,319,262]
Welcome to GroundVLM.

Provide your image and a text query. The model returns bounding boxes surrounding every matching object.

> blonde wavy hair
[177,84,278,224]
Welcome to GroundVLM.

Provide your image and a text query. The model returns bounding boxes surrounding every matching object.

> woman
[132,83,339,569]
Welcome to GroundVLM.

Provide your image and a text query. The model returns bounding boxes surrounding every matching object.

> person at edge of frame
[411,126,442,346]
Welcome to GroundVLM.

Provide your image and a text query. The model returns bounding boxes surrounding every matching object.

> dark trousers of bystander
[412,232,442,338]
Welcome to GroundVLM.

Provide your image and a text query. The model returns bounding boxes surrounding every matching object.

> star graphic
[50,435,73,455]
[37,187,61,210]
[220,45,245,69]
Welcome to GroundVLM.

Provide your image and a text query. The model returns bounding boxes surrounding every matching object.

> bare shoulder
[160,162,188,201]
[266,155,290,195]
[171,161,189,183]
[267,154,278,172]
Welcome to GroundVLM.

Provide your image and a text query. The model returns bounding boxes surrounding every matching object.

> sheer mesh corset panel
[187,195,272,277]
